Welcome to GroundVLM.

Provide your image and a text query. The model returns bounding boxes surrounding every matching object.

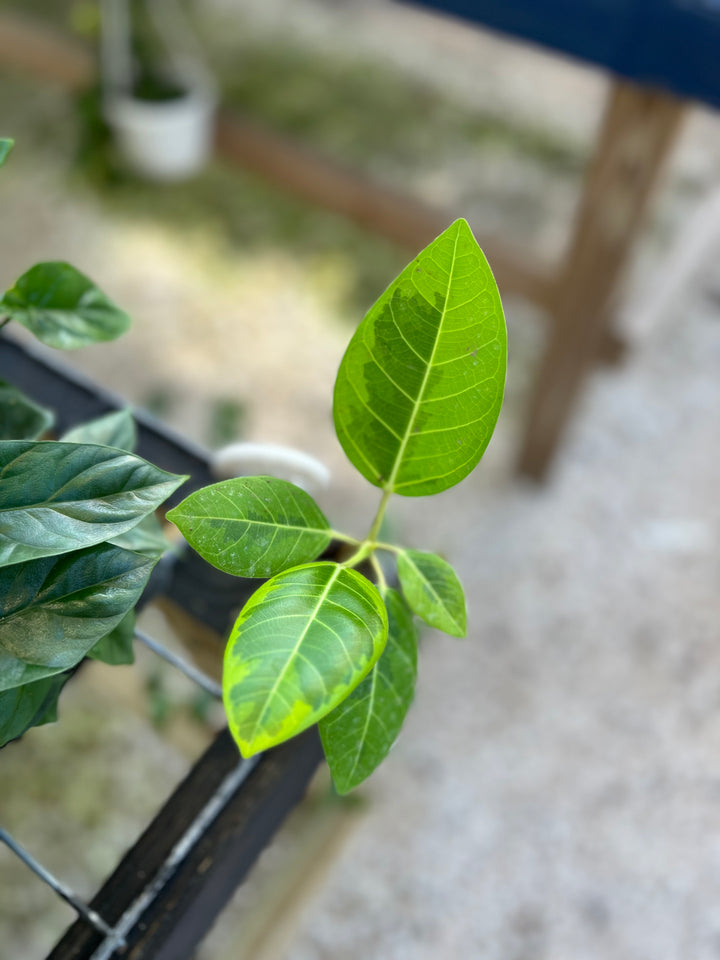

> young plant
[168,217,507,792]
[0,138,186,747]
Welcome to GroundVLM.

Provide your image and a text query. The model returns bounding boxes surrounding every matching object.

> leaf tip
[330,774,353,796]
[168,473,190,493]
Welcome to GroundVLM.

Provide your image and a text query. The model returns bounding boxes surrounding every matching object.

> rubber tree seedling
[168,218,507,793]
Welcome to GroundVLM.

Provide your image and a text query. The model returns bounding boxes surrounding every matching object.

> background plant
[0,139,186,748]
[168,216,507,792]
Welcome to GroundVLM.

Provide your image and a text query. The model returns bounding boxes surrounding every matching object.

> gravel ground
[3,2,720,958]
[274,290,720,960]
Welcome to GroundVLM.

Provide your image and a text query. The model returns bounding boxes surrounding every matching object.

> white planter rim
[105,83,217,124]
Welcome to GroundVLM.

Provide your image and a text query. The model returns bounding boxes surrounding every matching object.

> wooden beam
[0,12,94,90]
[516,80,685,479]
[0,10,633,479]
[215,109,553,304]
[0,12,554,307]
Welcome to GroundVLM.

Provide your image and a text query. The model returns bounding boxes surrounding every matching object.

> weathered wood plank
[516,81,685,478]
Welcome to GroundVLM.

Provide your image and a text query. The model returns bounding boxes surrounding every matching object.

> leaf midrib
[247,564,342,744]
[384,226,460,493]
[0,556,151,626]
[404,552,462,633]
[0,495,159,517]
[346,659,379,783]
[176,512,328,537]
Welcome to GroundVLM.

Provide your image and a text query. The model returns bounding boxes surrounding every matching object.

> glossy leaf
[0,543,154,691]
[0,139,13,167]
[0,440,186,567]
[333,218,506,496]
[0,380,54,440]
[319,586,417,793]
[1,262,130,349]
[223,562,387,756]
[36,681,63,725]
[63,413,169,557]
[0,671,70,748]
[0,673,68,747]
[397,548,466,637]
[62,408,137,451]
[87,610,135,665]
[167,476,332,578]
[109,512,170,558]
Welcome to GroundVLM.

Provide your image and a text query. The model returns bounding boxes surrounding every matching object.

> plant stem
[339,489,393,570]
[372,541,402,555]
[369,553,387,590]
[367,488,392,545]
[339,542,372,569]
[329,530,361,547]
[0,317,11,332]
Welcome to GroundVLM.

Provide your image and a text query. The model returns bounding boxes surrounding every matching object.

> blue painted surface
[407,0,720,107]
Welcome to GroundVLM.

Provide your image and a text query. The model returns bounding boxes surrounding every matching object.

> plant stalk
[367,488,392,544]
[339,489,393,570]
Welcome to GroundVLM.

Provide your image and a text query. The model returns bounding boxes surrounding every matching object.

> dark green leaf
[223,562,388,756]
[1,262,130,349]
[319,586,417,793]
[0,380,54,440]
[333,218,506,496]
[0,672,70,748]
[0,139,13,167]
[0,543,155,691]
[35,682,63,725]
[62,408,137,451]
[87,610,135,665]
[0,440,186,567]
[63,415,169,558]
[109,512,170,558]
[397,548,466,637]
[167,476,332,578]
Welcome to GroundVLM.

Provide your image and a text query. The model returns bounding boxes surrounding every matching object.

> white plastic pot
[105,83,216,182]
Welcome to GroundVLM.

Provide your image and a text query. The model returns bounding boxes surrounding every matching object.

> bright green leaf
[0,671,70,748]
[167,476,332,578]
[397,548,466,637]
[87,610,135,665]
[0,440,186,567]
[0,139,13,167]
[1,262,130,349]
[223,562,388,756]
[62,408,137,451]
[319,586,417,793]
[109,512,170,558]
[0,380,54,440]
[0,543,155,691]
[333,218,506,496]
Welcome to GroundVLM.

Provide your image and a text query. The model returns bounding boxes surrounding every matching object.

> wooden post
[215,110,554,305]
[0,12,94,90]
[516,81,686,480]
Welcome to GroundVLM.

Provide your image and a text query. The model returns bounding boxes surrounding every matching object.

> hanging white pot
[100,0,217,182]
[105,79,217,181]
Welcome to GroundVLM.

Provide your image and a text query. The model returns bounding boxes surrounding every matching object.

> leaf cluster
[0,134,506,792]
[168,218,507,792]
[0,137,185,746]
